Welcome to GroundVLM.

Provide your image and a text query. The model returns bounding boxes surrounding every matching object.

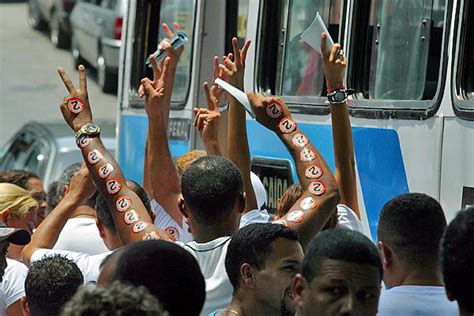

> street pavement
[0,2,117,147]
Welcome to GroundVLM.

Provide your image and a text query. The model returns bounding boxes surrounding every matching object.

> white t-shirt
[335,204,367,235]
[179,237,233,316]
[239,209,271,228]
[30,249,111,285]
[54,217,109,255]
[377,285,458,316]
[0,259,28,313]
[151,199,193,243]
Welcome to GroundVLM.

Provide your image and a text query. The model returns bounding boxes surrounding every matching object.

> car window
[0,132,35,170]
[23,144,48,179]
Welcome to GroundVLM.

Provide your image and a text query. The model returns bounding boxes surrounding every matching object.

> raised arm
[140,23,184,225]
[56,65,171,245]
[322,33,359,218]
[247,94,340,248]
[220,38,258,213]
[22,164,95,265]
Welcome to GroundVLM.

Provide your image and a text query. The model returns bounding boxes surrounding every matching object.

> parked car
[0,121,115,188]
[70,0,124,93]
[28,0,76,48]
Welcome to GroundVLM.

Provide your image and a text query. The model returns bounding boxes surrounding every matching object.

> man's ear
[0,210,10,223]
[292,274,307,308]
[240,263,256,289]
[63,184,69,196]
[150,210,156,223]
[20,296,30,316]
[96,219,106,239]
[377,241,393,269]
[178,197,189,218]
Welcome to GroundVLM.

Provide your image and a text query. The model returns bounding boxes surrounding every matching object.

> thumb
[142,79,155,97]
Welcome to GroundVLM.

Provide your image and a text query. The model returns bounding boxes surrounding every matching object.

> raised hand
[219,37,251,89]
[321,32,346,89]
[67,163,97,202]
[140,56,170,117]
[246,93,291,133]
[58,65,92,132]
[212,54,232,107]
[161,22,184,66]
[193,82,221,151]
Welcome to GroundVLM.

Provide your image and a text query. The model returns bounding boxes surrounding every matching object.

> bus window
[129,0,196,109]
[453,0,474,117]
[225,0,249,52]
[348,0,447,109]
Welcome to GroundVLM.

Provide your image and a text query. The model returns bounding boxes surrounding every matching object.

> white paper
[300,12,334,55]
[214,78,256,118]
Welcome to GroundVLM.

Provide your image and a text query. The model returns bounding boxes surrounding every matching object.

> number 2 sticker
[278,118,297,134]
[300,148,317,162]
[309,180,326,196]
[106,178,121,195]
[67,98,84,114]
[305,165,323,179]
[76,136,91,148]
[133,221,148,233]
[87,149,102,165]
[266,102,283,119]
[292,133,309,147]
[116,196,131,212]
[98,163,114,179]
[124,209,140,225]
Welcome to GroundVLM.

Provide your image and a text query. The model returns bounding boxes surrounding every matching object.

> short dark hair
[440,207,474,312]
[57,163,98,207]
[181,156,243,225]
[226,223,299,292]
[303,229,383,282]
[25,255,84,316]
[46,181,60,211]
[114,240,205,316]
[95,179,152,232]
[377,193,447,267]
[61,281,168,316]
[0,169,40,190]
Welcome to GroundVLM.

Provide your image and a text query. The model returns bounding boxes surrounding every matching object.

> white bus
[117,0,474,240]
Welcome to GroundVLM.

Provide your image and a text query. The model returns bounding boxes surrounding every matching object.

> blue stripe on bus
[118,114,189,184]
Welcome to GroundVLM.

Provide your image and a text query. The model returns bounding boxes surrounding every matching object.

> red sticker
[124,209,140,225]
[278,118,297,134]
[165,226,180,240]
[305,165,323,179]
[106,178,122,195]
[300,148,317,162]
[133,221,148,233]
[300,197,317,210]
[143,231,160,240]
[272,219,288,226]
[266,102,283,119]
[116,196,132,212]
[292,133,309,147]
[76,136,92,148]
[87,149,102,165]
[286,210,305,223]
[98,163,114,179]
[309,181,326,196]
[67,98,84,114]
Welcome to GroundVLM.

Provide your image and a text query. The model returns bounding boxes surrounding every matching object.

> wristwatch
[75,123,102,139]
[327,89,354,104]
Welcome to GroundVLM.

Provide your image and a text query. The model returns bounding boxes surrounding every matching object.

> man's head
[21,255,84,316]
[175,150,207,176]
[57,163,98,208]
[293,229,382,316]
[440,207,474,314]
[46,181,60,212]
[61,281,168,316]
[180,156,244,229]
[226,223,303,315]
[0,220,30,281]
[98,240,205,316]
[95,179,153,250]
[0,170,47,225]
[377,193,447,287]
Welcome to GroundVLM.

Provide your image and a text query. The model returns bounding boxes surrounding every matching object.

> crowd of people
[0,23,472,316]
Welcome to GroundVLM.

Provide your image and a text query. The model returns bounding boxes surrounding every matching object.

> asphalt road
[0,2,117,147]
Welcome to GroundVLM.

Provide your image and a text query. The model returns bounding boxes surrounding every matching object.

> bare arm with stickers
[322,33,360,218]
[140,23,184,226]
[57,65,172,244]
[22,164,96,265]
[220,38,258,213]
[247,94,340,248]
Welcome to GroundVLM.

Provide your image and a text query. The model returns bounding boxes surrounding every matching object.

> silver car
[70,0,125,93]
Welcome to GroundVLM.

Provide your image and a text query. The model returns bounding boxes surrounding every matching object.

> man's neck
[225,291,277,316]
[70,205,96,218]
[397,264,443,287]
[192,224,237,243]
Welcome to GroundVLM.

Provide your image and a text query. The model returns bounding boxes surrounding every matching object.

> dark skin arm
[322,32,360,218]
[57,65,172,245]
[247,94,340,248]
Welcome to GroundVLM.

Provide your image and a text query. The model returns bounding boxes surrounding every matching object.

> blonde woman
[0,183,38,261]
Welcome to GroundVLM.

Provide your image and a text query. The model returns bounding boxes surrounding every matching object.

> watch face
[85,124,98,133]
[334,91,346,102]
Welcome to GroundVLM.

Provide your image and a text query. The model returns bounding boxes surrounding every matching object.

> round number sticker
[286,210,305,223]
[133,221,148,233]
[309,181,326,196]
[87,149,102,165]
[305,165,323,179]
[116,196,132,212]
[106,178,122,195]
[165,226,180,240]
[272,219,288,226]
[124,209,140,225]
[266,102,283,119]
[292,133,309,147]
[67,98,84,114]
[278,118,297,134]
[98,163,114,179]
[143,231,160,240]
[300,196,317,210]
[76,135,91,148]
[300,148,317,162]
